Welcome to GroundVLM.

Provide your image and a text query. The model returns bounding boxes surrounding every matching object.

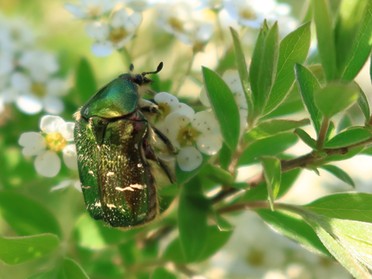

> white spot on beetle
[106,171,115,177]
[88,170,94,175]
[137,163,142,168]
[81,185,91,189]
[115,183,145,192]
[94,201,101,207]
[106,203,116,209]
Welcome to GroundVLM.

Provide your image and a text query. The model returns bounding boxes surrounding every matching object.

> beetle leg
[151,126,177,154]
[138,98,159,114]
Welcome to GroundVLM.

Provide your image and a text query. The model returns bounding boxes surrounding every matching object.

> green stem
[317,117,330,149]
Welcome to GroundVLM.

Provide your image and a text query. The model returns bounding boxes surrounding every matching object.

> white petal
[196,134,222,155]
[86,21,109,41]
[192,110,220,134]
[177,146,202,171]
[154,92,179,109]
[46,78,67,96]
[175,103,195,118]
[43,96,64,114]
[60,122,75,141]
[63,144,78,170]
[16,95,42,114]
[18,132,46,156]
[34,151,61,177]
[163,112,191,148]
[40,115,65,133]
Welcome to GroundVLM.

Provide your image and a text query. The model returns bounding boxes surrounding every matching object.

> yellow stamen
[109,27,128,44]
[45,132,67,152]
[31,83,46,97]
[177,125,200,147]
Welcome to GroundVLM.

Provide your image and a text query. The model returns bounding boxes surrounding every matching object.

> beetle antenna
[129,64,134,72]
[141,62,163,76]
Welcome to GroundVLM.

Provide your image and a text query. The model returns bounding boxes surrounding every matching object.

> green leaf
[304,193,372,222]
[294,128,317,149]
[257,209,329,256]
[295,64,322,134]
[152,267,177,279]
[239,133,298,166]
[202,67,240,151]
[230,27,253,120]
[264,22,311,114]
[320,165,355,187]
[58,258,89,279]
[0,191,61,237]
[324,127,371,148]
[245,118,309,141]
[356,83,371,123]
[200,164,234,185]
[178,177,209,262]
[75,58,97,103]
[314,82,360,118]
[261,157,281,210]
[336,1,372,80]
[0,234,59,265]
[312,0,337,80]
[249,22,279,116]
[306,216,372,278]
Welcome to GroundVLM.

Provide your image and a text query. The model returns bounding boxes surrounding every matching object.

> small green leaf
[356,84,371,123]
[294,128,317,149]
[312,0,337,80]
[257,209,329,256]
[264,22,311,114]
[239,133,298,166]
[0,234,59,265]
[202,67,240,151]
[336,1,372,80]
[320,165,355,187]
[250,21,279,116]
[75,58,97,103]
[304,193,372,222]
[261,157,281,210]
[0,191,61,237]
[240,137,292,166]
[200,164,234,185]
[324,127,371,149]
[58,258,89,279]
[230,27,253,119]
[152,267,177,279]
[295,64,322,134]
[245,118,310,141]
[178,177,209,262]
[314,82,360,118]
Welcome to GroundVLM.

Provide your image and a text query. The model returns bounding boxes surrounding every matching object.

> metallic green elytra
[74,62,175,227]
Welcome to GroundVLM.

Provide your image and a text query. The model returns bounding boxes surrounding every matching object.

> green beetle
[74,62,175,227]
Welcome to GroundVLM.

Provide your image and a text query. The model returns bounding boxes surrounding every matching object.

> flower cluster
[152,92,222,171]
[65,0,297,57]
[0,14,68,115]
[18,115,77,177]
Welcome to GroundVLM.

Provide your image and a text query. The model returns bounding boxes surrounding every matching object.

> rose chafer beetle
[74,62,175,227]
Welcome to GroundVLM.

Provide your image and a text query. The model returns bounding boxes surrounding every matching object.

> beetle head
[129,62,163,86]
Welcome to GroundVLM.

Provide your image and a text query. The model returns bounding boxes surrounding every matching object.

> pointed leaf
[324,127,371,149]
[295,64,322,134]
[294,128,317,149]
[58,258,89,279]
[261,157,281,210]
[312,0,337,80]
[264,22,311,114]
[202,67,240,151]
[320,165,355,187]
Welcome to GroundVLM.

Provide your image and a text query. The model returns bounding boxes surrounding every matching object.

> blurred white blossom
[65,0,118,19]
[85,8,142,56]
[155,2,214,50]
[19,115,77,177]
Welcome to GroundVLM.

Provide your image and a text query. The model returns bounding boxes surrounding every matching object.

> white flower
[18,115,77,177]
[156,2,214,49]
[223,0,291,29]
[11,72,67,115]
[162,110,222,171]
[154,92,194,123]
[65,0,117,19]
[86,9,142,56]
